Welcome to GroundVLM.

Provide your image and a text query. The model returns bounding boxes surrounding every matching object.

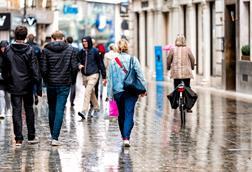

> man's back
[41,41,78,86]
[3,43,39,95]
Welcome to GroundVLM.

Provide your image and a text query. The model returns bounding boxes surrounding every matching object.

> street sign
[0,13,11,30]
[22,16,37,26]
[155,46,164,81]
[63,5,78,15]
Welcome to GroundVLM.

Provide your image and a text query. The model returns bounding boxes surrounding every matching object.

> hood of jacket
[45,41,69,52]
[82,36,93,49]
[10,43,31,54]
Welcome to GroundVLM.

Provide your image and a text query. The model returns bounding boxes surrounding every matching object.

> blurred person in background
[77,36,106,119]
[26,34,42,105]
[66,36,80,107]
[0,40,9,119]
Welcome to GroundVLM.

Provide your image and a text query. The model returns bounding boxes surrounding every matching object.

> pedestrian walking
[77,36,106,119]
[2,26,40,146]
[65,36,79,107]
[26,34,42,105]
[107,39,147,147]
[167,35,195,112]
[104,43,119,74]
[0,40,9,119]
[40,31,78,146]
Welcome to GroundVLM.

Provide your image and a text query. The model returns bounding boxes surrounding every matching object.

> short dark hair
[66,36,73,44]
[15,25,28,40]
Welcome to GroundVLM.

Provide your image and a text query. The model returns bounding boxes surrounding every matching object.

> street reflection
[0,79,252,171]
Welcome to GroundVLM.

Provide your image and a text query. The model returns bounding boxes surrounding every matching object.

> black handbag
[115,57,146,95]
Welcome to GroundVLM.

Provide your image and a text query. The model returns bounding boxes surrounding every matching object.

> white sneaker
[51,139,61,146]
[28,137,39,144]
[123,140,130,147]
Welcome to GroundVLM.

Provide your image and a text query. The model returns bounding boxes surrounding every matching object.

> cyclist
[167,35,195,112]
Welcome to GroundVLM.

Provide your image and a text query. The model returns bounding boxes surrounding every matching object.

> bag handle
[115,57,128,73]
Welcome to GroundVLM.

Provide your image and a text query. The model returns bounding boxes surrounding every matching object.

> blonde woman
[107,39,146,147]
[167,35,195,112]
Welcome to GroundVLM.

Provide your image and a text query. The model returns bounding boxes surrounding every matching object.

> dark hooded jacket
[40,41,78,86]
[2,43,39,95]
[77,36,106,79]
[0,40,9,90]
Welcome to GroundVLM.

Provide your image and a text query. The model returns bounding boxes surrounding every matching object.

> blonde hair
[51,31,65,40]
[175,35,186,47]
[117,39,128,53]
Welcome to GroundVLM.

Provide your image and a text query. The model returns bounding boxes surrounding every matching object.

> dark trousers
[70,84,76,105]
[114,91,138,140]
[47,86,70,140]
[11,93,35,141]
[174,78,191,89]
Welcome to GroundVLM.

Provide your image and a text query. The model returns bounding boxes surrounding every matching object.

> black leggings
[174,79,191,89]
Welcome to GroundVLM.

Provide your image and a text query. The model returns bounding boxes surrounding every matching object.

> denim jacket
[107,52,146,98]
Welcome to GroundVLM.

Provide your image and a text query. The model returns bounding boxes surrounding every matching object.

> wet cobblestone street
[0,74,252,171]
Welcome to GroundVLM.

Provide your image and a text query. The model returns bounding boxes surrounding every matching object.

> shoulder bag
[115,57,146,95]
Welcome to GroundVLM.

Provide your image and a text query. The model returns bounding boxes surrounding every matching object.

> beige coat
[167,46,195,79]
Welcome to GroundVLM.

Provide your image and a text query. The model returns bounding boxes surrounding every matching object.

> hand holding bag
[109,99,119,117]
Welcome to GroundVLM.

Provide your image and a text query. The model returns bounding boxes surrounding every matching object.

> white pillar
[114,4,122,43]
[139,11,146,69]
[198,4,203,75]
[46,0,59,35]
[186,3,197,78]
[202,2,211,82]
[155,11,165,45]
[172,7,182,41]
[147,10,155,75]
[250,0,252,60]
[186,4,196,60]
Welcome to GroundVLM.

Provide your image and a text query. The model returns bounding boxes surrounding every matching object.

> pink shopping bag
[109,100,119,117]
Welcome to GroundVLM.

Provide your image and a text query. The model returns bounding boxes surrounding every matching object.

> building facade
[57,0,129,48]
[0,0,56,45]
[129,0,252,94]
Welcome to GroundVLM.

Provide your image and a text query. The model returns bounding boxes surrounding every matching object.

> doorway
[224,5,236,90]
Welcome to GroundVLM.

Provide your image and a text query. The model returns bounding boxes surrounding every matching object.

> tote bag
[109,99,119,117]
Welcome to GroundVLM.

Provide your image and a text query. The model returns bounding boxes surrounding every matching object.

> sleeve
[2,49,11,81]
[95,49,106,79]
[30,48,40,83]
[187,48,195,70]
[40,49,47,80]
[107,61,113,98]
[167,49,174,70]
[104,53,109,70]
[71,48,79,72]
[77,50,83,66]
[132,56,147,90]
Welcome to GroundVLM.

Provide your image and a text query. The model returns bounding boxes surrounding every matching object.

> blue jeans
[47,86,70,140]
[114,91,138,140]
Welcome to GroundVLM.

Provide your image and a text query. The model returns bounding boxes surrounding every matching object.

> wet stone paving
[0,74,252,171]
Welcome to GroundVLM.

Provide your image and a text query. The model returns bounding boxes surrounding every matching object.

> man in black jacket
[26,33,42,105]
[78,36,106,120]
[40,31,78,146]
[2,25,40,146]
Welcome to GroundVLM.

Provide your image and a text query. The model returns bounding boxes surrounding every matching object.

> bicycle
[177,81,186,126]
